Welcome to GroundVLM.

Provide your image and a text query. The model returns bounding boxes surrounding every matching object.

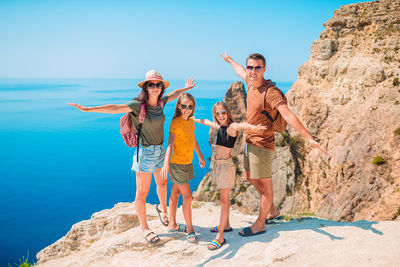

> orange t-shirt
[245,78,286,151]
[169,117,195,164]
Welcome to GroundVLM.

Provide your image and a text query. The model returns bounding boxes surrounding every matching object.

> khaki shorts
[243,143,274,179]
[213,158,235,189]
[170,163,194,185]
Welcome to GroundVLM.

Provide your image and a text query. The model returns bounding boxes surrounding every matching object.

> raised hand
[220,53,232,63]
[309,139,328,155]
[68,103,91,112]
[185,77,197,90]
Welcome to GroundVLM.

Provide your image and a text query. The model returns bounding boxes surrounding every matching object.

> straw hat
[137,70,170,89]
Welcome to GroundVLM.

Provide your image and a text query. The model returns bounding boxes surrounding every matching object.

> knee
[156,179,168,187]
[182,194,192,203]
[135,190,148,201]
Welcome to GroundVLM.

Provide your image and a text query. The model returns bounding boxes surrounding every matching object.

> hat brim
[138,80,169,89]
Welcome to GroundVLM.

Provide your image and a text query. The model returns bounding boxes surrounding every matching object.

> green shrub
[216,191,220,200]
[393,77,400,86]
[8,251,34,267]
[239,184,247,192]
[395,128,400,136]
[372,156,386,165]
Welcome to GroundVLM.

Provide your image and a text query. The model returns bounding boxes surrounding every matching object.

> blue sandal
[210,226,233,233]
[238,226,266,237]
[186,232,198,243]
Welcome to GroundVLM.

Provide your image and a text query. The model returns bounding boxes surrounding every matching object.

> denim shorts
[131,144,165,173]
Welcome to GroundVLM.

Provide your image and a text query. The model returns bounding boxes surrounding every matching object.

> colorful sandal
[210,226,233,233]
[208,238,226,250]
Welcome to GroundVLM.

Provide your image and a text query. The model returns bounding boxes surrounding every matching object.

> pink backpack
[119,99,164,147]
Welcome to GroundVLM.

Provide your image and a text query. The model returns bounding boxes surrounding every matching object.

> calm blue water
[0,79,291,265]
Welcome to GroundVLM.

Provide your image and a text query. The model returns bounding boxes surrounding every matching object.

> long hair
[134,81,165,106]
[212,101,234,126]
[172,93,196,119]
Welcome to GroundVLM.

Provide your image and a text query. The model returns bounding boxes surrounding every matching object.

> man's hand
[199,157,205,168]
[309,139,328,155]
[220,53,232,63]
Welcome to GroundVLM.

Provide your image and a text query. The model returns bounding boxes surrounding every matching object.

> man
[221,53,328,236]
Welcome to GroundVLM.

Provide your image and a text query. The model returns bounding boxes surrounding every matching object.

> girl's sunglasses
[147,82,163,89]
[180,104,194,110]
[216,110,227,116]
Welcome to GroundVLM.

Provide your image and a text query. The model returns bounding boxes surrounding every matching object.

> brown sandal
[156,204,169,226]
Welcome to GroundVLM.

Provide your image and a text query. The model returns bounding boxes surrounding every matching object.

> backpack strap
[261,83,279,123]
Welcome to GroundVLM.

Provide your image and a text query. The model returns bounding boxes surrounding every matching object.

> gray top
[126,95,169,146]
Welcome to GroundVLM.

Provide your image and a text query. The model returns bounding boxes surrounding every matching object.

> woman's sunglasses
[216,110,227,116]
[147,82,163,89]
[180,104,194,110]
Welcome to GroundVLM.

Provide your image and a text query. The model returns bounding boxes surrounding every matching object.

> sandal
[155,204,169,226]
[168,224,187,233]
[210,226,233,233]
[142,229,160,244]
[186,232,198,243]
[208,238,226,250]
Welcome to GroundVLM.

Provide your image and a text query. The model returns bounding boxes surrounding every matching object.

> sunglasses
[147,82,163,89]
[180,104,194,110]
[246,66,263,72]
[216,110,227,116]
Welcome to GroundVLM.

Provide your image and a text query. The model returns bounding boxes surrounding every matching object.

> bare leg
[246,170,279,220]
[168,184,180,230]
[240,178,273,234]
[135,172,153,232]
[176,183,194,234]
[208,188,230,248]
[153,168,168,222]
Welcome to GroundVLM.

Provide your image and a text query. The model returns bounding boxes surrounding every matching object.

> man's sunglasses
[147,82,163,89]
[216,110,227,116]
[180,104,194,110]
[246,66,263,72]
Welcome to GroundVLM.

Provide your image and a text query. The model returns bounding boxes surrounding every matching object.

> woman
[68,70,196,244]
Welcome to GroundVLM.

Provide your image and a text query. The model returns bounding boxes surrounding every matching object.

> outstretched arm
[277,103,328,155]
[161,132,176,181]
[194,138,205,168]
[167,77,197,102]
[191,117,219,129]
[228,122,268,132]
[68,103,131,114]
[220,53,246,81]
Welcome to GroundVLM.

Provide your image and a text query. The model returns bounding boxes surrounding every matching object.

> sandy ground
[37,202,400,267]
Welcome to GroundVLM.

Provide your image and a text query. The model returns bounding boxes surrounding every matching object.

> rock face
[285,0,400,220]
[195,0,400,221]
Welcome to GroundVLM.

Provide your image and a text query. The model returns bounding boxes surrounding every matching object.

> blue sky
[0,0,364,81]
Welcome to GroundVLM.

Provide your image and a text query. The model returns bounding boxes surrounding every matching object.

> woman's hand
[68,103,92,112]
[185,77,197,90]
[160,164,170,181]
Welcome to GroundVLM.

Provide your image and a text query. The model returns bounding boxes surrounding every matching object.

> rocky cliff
[195,0,400,221]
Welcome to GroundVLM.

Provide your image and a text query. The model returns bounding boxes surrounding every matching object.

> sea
[0,78,292,266]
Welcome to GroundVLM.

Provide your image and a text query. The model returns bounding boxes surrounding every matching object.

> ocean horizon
[0,78,292,265]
